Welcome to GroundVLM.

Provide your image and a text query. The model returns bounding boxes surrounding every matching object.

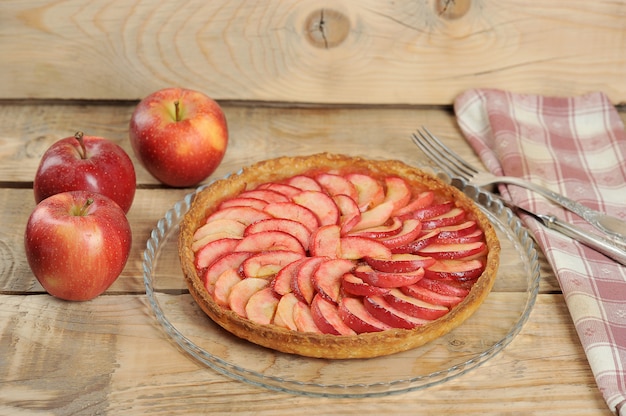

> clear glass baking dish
[143,168,541,398]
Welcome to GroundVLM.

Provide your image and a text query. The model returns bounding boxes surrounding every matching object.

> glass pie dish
[143,168,541,398]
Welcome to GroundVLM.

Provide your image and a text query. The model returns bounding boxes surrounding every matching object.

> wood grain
[0,103,564,295]
[1,0,625,104]
[0,101,621,415]
[0,293,610,415]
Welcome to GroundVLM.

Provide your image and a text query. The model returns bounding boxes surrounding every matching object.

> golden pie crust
[178,153,500,359]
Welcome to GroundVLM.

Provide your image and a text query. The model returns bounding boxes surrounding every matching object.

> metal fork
[412,127,626,244]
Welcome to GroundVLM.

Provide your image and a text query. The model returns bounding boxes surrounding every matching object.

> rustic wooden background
[2,0,625,104]
[1,1,625,414]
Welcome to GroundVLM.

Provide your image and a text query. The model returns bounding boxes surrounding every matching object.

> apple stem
[74,131,87,159]
[71,198,94,217]
[174,100,181,122]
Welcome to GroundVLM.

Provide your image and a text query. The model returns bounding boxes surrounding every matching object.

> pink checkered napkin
[454,89,626,416]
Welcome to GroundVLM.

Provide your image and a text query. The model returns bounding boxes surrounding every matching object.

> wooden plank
[0,103,562,294]
[0,293,609,415]
[1,185,561,293]
[0,103,462,184]
[3,103,626,185]
[1,1,625,104]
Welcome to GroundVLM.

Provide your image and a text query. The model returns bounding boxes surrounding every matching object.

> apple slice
[416,277,472,297]
[437,229,485,244]
[245,218,311,251]
[333,194,362,235]
[378,219,423,249]
[393,191,435,216]
[238,189,290,203]
[339,236,392,260]
[292,190,340,226]
[287,175,323,192]
[235,230,305,255]
[348,216,403,239]
[263,202,320,233]
[213,268,243,306]
[312,258,355,304]
[311,294,357,335]
[273,292,299,330]
[241,250,305,278]
[400,284,464,308]
[228,277,269,317]
[203,251,252,292]
[418,241,486,260]
[421,207,466,230]
[391,229,441,254]
[386,287,450,319]
[382,177,412,212]
[309,224,341,258]
[293,301,323,333]
[365,253,435,273]
[192,218,247,251]
[315,173,359,201]
[271,257,309,295]
[345,173,385,211]
[339,297,392,334]
[291,256,327,304]
[257,182,302,198]
[341,273,391,297]
[206,206,272,225]
[245,287,280,325]
[423,259,485,281]
[352,264,425,288]
[192,231,243,253]
[194,238,240,270]
[363,295,430,329]
[218,197,268,211]
[350,200,395,232]
[436,220,477,239]
[399,201,453,221]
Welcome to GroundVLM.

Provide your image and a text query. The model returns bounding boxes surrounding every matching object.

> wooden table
[0,101,620,415]
[3,0,626,413]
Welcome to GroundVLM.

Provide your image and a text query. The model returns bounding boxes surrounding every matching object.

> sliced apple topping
[292,190,340,226]
[345,172,385,211]
[315,173,359,201]
[192,168,491,335]
[311,294,357,335]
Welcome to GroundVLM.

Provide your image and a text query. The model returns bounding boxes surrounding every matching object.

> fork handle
[493,177,626,245]
[538,213,626,267]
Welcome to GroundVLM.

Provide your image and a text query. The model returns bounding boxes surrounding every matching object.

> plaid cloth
[454,89,626,416]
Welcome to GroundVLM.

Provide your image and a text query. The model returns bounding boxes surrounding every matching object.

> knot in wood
[305,9,350,49]
[435,0,471,20]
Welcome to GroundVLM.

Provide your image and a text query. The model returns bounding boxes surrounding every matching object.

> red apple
[24,191,132,301]
[33,132,136,213]
[129,87,228,187]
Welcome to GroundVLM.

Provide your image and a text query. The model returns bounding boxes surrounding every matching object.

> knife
[507,203,626,267]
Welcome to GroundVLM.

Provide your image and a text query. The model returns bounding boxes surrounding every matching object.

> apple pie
[178,153,500,359]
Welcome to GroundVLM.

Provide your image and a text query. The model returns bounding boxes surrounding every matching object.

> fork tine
[420,127,479,175]
[411,130,472,179]
[410,133,457,177]
[413,127,479,180]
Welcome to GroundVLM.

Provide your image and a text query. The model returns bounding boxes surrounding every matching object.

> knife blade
[507,203,626,267]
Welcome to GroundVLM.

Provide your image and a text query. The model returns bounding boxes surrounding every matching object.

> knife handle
[543,215,626,267]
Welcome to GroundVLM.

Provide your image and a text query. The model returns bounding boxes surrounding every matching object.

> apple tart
[178,153,500,359]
